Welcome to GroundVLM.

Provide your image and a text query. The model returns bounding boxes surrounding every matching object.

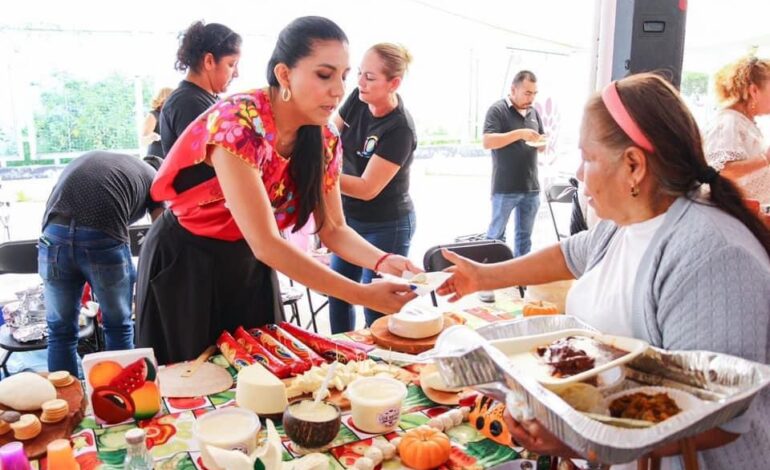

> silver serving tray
[422,316,770,464]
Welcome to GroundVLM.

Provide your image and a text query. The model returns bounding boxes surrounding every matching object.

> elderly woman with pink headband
[438,73,770,469]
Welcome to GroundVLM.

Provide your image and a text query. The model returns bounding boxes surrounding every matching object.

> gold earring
[630,185,640,197]
[281,87,292,102]
[751,100,757,112]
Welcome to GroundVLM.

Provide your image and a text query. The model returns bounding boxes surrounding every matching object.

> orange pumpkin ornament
[398,426,452,470]
[522,300,560,317]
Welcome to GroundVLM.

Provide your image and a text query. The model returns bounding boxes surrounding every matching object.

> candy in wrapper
[216,331,255,371]
[232,328,292,378]
[260,324,325,367]
[239,326,311,375]
[279,321,368,364]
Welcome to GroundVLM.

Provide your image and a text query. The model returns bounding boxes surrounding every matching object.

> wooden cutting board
[0,374,86,459]
[281,365,416,411]
[369,313,464,354]
[158,362,234,398]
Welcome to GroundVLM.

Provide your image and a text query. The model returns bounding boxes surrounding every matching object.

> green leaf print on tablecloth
[155,452,198,469]
[327,425,359,448]
[398,411,429,430]
[94,423,135,465]
[464,438,521,467]
[402,384,434,411]
[209,390,236,406]
[210,354,238,377]
[446,423,486,445]
[74,415,99,432]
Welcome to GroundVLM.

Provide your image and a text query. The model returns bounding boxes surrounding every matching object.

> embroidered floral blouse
[152,88,342,241]
[705,109,770,204]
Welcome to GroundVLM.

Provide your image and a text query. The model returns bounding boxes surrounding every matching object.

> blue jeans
[486,192,541,257]
[329,211,416,333]
[38,222,135,375]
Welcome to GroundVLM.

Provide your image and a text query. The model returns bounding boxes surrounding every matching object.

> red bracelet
[374,253,393,272]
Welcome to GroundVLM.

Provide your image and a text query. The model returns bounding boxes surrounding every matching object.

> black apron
[135,210,283,364]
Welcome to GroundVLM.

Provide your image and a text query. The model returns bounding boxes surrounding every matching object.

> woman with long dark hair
[136,17,418,364]
[438,73,770,469]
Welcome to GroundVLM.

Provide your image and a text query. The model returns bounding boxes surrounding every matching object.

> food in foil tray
[555,383,607,414]
[609,391,681,423]
[535,335,628,379]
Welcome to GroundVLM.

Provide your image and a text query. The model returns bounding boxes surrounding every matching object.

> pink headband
[601,82,655,153]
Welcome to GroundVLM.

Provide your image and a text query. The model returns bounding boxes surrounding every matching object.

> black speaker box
[611,0,688,88]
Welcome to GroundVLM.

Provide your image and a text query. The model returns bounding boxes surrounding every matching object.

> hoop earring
[630,185,640,198]
[281,87,292,102]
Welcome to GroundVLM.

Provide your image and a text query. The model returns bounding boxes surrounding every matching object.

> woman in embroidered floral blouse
[135,16,418,364]
[705,55,770,205]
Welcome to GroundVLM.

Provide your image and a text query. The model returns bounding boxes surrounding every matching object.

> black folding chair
[0,239,39,275]
[544,178,585,241]
[423,239,522,306]
[128,224,152,257]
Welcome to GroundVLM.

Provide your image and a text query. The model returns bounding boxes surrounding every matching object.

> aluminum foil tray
[424,316,770,464]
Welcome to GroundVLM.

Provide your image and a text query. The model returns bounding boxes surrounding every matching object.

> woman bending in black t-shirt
[329,43,418,333]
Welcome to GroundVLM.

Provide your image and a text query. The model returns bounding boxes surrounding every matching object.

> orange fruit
[88,361,123,388]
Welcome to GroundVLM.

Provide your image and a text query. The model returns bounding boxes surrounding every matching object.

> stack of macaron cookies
[9,413,42,440]
[40,398,69,424]
[48,371,75,388]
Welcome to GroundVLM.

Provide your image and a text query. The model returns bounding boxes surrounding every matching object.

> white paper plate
[379,271,452,296]
[491,329,648,388]
[525,140,547,148]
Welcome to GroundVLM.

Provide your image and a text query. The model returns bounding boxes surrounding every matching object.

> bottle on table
[0,441,32,470]
[123,427,154,469]
[47,438,80,470]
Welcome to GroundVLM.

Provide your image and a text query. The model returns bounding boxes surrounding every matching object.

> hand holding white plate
[379,271,453,296]
[526,139,547,148]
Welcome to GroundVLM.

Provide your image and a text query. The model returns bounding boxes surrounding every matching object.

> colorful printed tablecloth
[34,299,552,469]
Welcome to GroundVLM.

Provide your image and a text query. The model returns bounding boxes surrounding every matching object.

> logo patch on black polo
[357,135,379,158]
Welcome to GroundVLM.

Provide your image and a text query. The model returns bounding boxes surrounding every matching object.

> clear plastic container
[345,376,407,434]
[193,407,261,470]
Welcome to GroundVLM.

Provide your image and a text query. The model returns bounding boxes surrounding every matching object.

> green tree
[681,71,709,97]
[34,73,153,154]
[0,128,16,156]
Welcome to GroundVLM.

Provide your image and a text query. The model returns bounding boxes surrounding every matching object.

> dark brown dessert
[536,336,627,378]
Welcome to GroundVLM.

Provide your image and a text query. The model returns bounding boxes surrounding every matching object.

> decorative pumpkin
[522,300,560,317]
[468,395,512,446]
[398,426,451,470]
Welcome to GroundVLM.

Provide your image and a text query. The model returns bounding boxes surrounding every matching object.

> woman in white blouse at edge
[436,73,770,469]
[705,55,770,205]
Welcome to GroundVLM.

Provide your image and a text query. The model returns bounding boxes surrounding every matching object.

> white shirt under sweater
[565,212,666,336]
[565,212,669,470]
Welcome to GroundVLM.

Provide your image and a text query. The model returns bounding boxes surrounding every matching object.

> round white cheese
[387,307,444,339]
[0,372,57,411]
[236,363,288,416]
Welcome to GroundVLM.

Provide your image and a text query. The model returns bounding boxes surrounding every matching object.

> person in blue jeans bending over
[39,152,164,376]
[483,70,545,257]
[329,43,418,333]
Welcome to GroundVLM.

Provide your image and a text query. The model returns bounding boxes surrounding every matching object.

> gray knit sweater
[561,196,770,470]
